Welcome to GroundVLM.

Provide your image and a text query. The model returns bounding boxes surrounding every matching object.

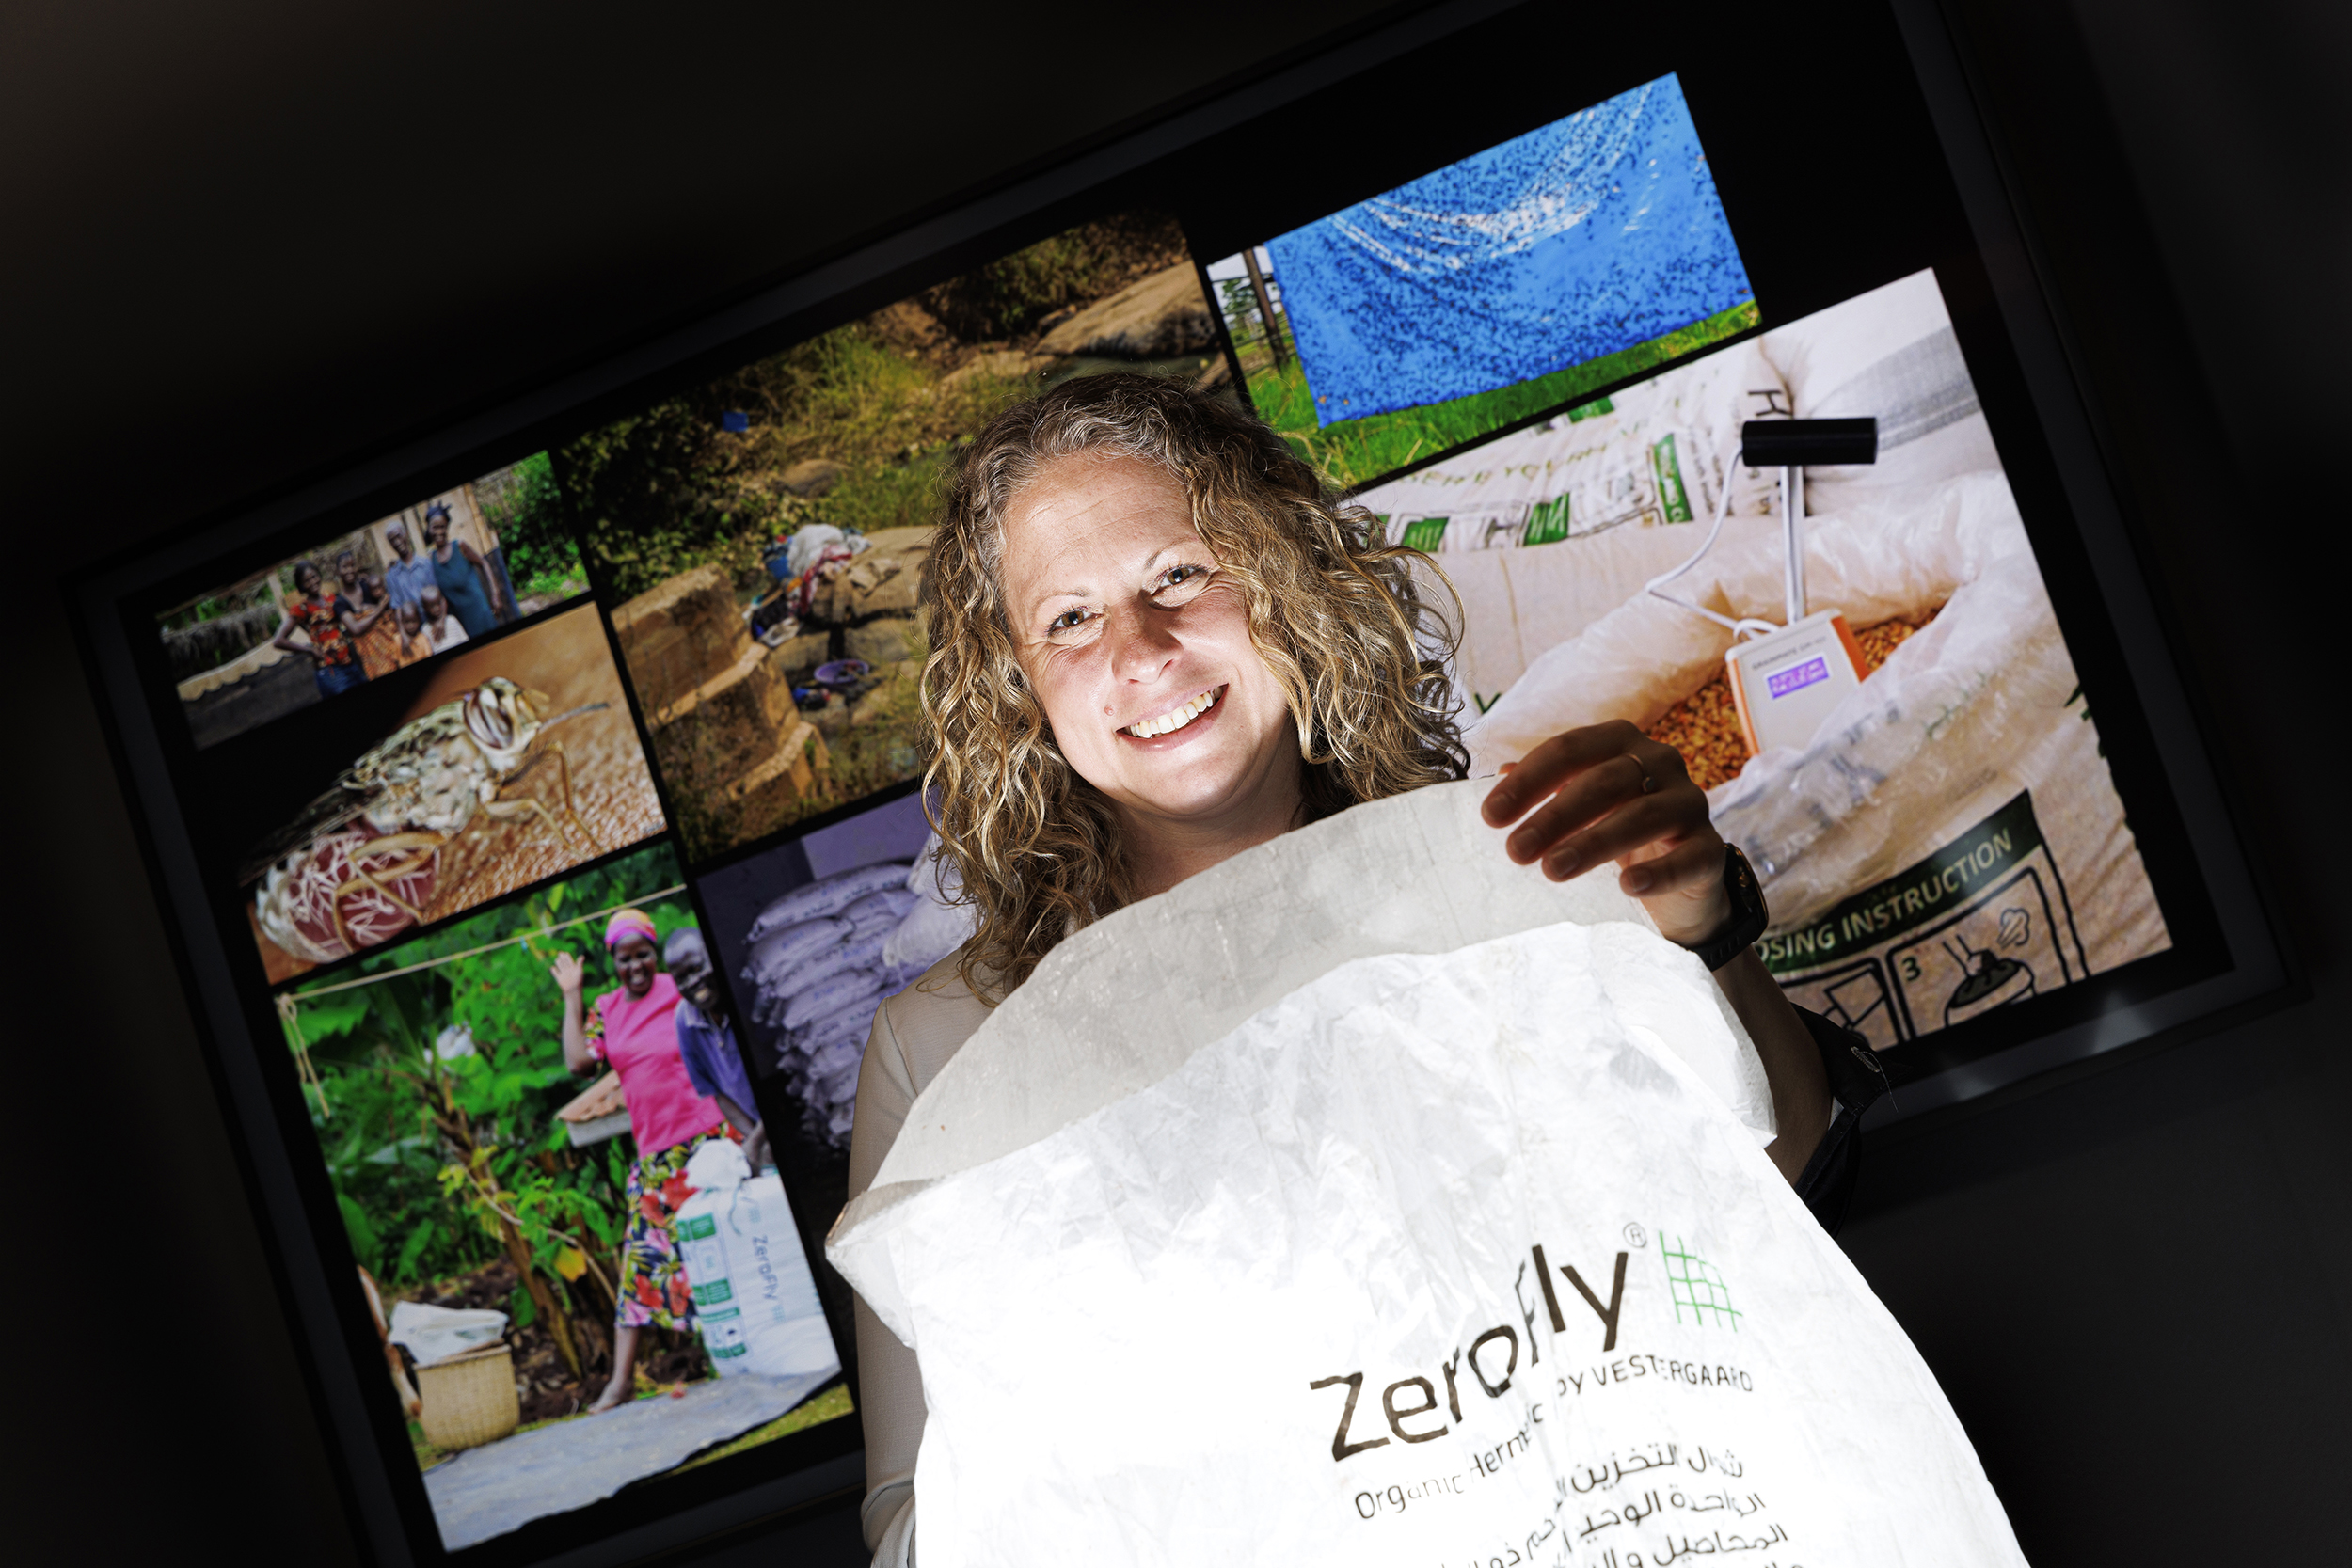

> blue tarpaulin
[1264,74,1753,427]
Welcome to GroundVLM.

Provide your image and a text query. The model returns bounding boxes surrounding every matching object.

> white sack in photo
[1357,338,1790,556]
[829,784,2023,1567]
[1356,341,1790,713]
[1462,472,2035,774]
[882,831,980,976]
[677,1141,840,1380]
[1462,471,2167,1006]
[1414,519,1781,718]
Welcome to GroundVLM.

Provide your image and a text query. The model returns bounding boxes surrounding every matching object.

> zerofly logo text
[1308,1245,1629,1464]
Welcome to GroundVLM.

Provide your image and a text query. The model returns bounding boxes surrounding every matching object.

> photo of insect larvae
[241,604,668,983]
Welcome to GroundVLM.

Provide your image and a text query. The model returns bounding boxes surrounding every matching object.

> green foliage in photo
[284,844,692,1297]
[557,327,1022,603]
[480,451,589,603]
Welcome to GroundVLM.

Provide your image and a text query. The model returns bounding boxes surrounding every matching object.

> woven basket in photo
[416,1343,520,1451]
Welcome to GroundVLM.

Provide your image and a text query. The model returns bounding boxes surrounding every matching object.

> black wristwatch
[1685,844,1769,972]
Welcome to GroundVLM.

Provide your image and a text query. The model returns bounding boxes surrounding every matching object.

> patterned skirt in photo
[614,1124,740,1330]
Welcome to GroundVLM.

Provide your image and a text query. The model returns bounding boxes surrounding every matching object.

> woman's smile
[1118,684,1225,743]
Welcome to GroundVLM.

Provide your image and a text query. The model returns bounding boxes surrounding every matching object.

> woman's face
[428,514,450,548]
[294,563,322,597]
[1000,455,1299,838]
[612,936,659,997]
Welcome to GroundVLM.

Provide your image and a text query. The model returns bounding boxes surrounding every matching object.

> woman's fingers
[1482,723,1733,942]
[1485,724,1719,895]
[1481,721,1646,827]
[1504,747,1700,867]
[1510,751,1655,865]
[1535,788,1700,881]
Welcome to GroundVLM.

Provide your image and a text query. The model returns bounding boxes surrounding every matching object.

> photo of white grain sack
[691,791,973,1162]
[1356,271,2171,1048]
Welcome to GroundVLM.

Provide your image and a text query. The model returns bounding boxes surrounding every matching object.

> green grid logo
[691,1278,734,1306]
[679,1214,717,1241]
[1659,1228,1740,1330]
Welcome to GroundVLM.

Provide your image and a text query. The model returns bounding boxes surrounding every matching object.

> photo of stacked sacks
[1356,269,2172,1049]
[737,839,974,1148]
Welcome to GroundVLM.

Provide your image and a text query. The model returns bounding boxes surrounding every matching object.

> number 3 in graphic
[1900,955,1922,982]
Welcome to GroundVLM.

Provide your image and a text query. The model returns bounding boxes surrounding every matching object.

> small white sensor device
[1724,608,1867,754]
[1644,417,1882,759]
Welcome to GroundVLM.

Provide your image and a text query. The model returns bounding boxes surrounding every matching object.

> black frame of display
[66,1,2288,1564]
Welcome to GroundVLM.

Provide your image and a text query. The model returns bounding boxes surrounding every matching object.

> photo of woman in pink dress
[552,908,742,1414]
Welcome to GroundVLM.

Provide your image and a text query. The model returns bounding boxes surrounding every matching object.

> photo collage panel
[149,207,1245,1556]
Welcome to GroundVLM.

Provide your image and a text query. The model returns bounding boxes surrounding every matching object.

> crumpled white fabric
[386,1300,506,1368]
[828,782,2022,1567]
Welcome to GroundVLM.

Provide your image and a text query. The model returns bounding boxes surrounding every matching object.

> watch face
[1728,847,1763,915]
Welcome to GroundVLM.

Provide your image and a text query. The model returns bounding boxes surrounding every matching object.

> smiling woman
[921,375,1466,994]
[849,373,1853,1567]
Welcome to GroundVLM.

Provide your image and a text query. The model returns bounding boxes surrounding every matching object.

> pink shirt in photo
[590,974,724,1158]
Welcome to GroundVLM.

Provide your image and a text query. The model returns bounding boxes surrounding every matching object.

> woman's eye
[1048,607,1092,635]
[1156,564,1212,594]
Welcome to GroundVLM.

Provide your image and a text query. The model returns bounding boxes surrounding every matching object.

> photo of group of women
[278,844,844,1550]
[158,454,589,749]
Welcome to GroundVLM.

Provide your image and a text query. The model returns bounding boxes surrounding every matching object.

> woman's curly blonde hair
[920,372,1466,997]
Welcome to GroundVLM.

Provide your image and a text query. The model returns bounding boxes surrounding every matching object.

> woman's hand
[1485,722,1833,1185]
[554,952,597,1072]
[549,951,587,996]
[1480,721,1730,948]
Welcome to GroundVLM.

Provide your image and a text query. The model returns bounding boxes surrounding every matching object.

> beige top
[847,950,993,1566]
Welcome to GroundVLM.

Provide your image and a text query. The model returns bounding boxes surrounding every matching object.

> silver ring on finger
[1628,752,1659,794]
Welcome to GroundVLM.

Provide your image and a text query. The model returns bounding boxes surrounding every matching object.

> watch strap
[1689,844,1769,972]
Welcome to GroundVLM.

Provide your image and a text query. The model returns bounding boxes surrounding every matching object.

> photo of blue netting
[1263,73,1752,427]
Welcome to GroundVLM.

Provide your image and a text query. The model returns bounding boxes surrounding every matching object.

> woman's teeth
[1126,689,1219,738]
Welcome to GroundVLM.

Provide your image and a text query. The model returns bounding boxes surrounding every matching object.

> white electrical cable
[1643,448,1784,641]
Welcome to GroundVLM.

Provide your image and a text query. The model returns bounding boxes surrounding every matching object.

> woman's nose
[1104,606,1181,684]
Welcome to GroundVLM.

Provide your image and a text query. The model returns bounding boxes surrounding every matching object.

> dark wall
[1834,2,2352,1560]
[7,1,2344,1561]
